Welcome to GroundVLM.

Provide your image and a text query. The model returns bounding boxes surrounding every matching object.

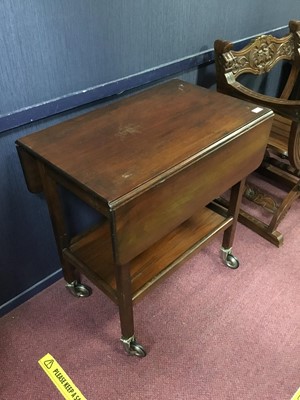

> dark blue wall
[1,0,299,131]
[1,0,299,315]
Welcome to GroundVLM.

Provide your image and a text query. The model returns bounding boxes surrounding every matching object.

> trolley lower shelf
[63,204,233,304]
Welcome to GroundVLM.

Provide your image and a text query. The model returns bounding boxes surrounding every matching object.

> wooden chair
[214,20,300,246]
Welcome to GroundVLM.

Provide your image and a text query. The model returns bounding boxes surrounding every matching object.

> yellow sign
[38,353,87,400]
[291,387,300,400]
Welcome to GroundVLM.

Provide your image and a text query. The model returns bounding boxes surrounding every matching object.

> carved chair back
[214,20,300,102]
[214,21,300,170]
[213,21,300,246]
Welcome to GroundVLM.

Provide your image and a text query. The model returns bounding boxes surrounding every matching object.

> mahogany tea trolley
[16,80,273,357]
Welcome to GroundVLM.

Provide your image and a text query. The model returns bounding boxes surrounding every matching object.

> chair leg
[218,173,300,247]
[268,181,300,232]
[237,206,284,247]
[243,181,278,213]
[216,196,284,247]
[256,158,300,236]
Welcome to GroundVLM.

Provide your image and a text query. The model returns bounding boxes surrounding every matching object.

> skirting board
[0,269,63,317]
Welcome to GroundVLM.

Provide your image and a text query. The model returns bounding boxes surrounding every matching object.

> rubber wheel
[130,343,147,357]
[225,254,239,269]
[66,282,92,297]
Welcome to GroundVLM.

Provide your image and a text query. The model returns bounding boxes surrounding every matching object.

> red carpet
[1,189,300,399]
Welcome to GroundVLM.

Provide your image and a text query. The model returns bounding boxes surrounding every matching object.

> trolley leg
[38,162,90,294]
[115,262,146,357]
[221,179,245,269]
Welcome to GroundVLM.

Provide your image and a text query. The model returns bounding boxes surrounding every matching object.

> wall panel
[1,0,299,124]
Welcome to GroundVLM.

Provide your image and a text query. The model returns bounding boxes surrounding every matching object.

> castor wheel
[224,254,239,269]
[220,247,240,269]
[120,335,147,357]
[65,280,92,297]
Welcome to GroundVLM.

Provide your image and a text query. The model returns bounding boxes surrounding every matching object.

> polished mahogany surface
[17,79,272,204]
